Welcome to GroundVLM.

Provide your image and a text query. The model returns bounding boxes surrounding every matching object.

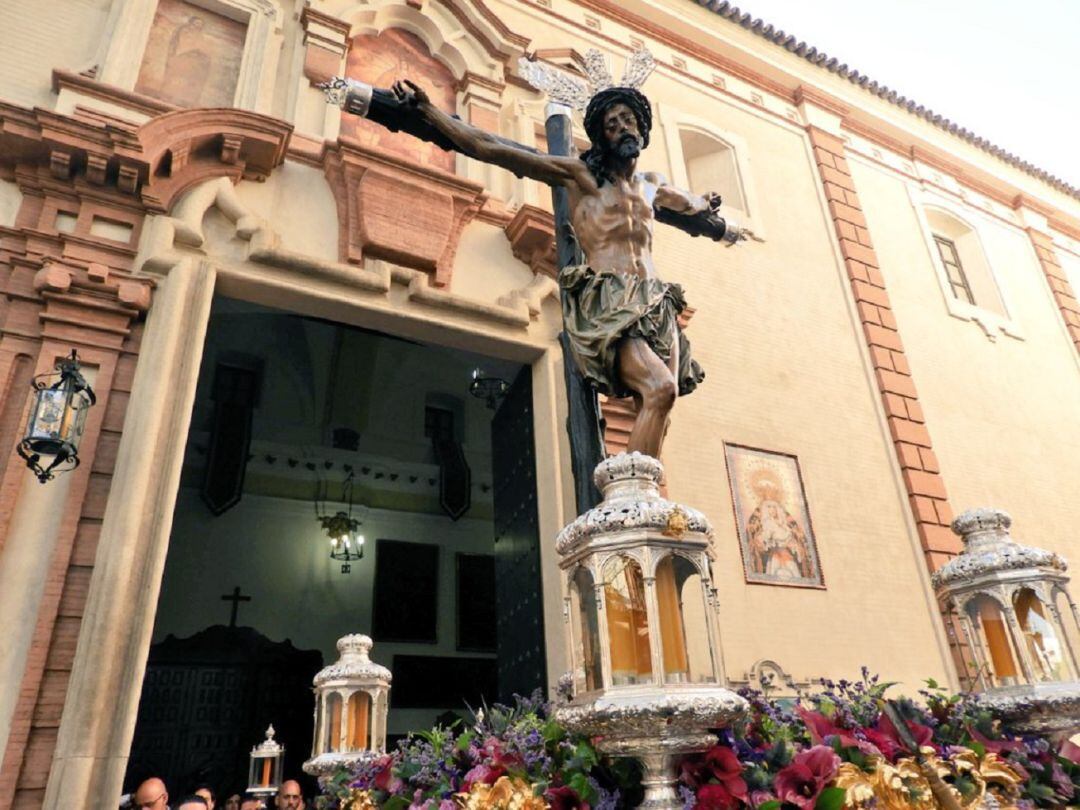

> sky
[706,0,1080,188]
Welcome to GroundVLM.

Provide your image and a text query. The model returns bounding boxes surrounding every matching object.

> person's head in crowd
[274,780,304,809]
[223,793,242,810]
[176,796,208,810]
[194,785,216,810]
[134,777,169,810]
[239,798,264,810]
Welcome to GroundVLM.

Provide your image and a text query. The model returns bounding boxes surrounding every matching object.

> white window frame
[908,185,1023,341]
[656,101,765,240]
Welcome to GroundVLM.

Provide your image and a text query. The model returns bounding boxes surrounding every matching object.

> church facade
[1,0,1079,807]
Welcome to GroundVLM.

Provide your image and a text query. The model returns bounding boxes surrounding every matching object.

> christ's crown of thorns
[518,48,656,111]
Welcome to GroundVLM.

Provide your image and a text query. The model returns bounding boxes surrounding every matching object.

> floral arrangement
[316,673,1080,810]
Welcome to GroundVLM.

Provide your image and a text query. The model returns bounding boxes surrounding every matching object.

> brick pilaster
[803,121,971,682]
[1025,226,1080,355]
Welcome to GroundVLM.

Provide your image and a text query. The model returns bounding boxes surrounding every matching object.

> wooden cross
[221,586,251,628]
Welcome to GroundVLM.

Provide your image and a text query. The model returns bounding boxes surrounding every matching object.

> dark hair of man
[580,87,653,187]
[194,785,216,801]
[175,797,208,808]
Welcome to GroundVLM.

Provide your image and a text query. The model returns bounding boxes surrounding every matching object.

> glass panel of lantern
[657,554,716,685]
[1054,588,1080,675]
[348,691,370,750]
[1014,588,1070,681]
[603,555,652,686]
[967,595,1022,688]
[569,566,602,694]
[324,693,342,753]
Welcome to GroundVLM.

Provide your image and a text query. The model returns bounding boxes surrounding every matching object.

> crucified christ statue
[325,66,748,461]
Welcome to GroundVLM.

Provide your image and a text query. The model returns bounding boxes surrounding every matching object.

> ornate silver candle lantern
[304,634,392,778]
[246,725,284,799]
[555,453,746,809]
[932,508,1080,740]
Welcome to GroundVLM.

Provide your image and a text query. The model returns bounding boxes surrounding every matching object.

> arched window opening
[602,555,652,684]
[655,554,716,684]
[925,208,1005,316]
[679,128,745,213]
[966,595,1021,687]
[1015,589,1069,681]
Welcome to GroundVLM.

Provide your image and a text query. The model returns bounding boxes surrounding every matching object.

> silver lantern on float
[933,508,1080,741]
[304,634,391,778]
[554,452,747,810]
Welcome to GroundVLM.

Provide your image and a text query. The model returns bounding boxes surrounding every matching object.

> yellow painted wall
[852,157,1080,568]
[0,0,111,109]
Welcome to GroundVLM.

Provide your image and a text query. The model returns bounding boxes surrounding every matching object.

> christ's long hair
[579,87,653,187]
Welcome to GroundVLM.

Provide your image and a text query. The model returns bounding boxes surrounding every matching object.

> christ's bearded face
[601,102,642,161]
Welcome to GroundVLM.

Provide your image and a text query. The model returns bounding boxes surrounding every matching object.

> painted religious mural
[341,28,457,172]
[724,444,823,588]
[135,0,246,108]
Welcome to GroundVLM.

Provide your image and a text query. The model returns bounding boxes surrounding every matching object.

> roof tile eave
[690,0,1080,204]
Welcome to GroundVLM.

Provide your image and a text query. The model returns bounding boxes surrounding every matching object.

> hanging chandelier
[314,467,365,574]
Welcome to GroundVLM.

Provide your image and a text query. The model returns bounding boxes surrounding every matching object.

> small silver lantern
[246,725,284,798]
[933,508,1080,740]
[554,453,746,809]
[304,634,391,778]
[17,350,95,483]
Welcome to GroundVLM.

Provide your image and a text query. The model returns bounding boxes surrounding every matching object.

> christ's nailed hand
[392,79,430,107]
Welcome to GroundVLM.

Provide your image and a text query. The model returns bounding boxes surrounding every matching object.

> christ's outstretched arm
[392,80,593,192]
[643,171,752,244]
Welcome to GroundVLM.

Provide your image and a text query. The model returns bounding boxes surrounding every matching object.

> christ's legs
[617,337,677,459]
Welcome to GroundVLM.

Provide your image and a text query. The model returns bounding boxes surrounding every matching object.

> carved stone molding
[323,141,487,287]
[135,108,293,212]
[503,204,556,278]
[0,101,293,216]
[300,7,350,87]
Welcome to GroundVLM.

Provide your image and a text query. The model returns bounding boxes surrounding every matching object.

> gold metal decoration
[454,776,547,810]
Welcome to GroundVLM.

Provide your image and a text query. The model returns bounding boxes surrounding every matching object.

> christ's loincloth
[558,264,705,399]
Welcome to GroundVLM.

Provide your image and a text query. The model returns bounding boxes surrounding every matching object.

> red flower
[795,706,859,748]
[372,754,396,791]
[544,785,590,810]
[680,754,709,789]
[697,783,742,810]
[872,712,934,758]
[773,746,840,809]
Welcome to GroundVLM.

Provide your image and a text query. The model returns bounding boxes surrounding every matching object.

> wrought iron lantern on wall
[554,453,746,808]
[304,634,391,778]
[933,508,1080,740]
[18,350,96,483]
[246,725,284,799]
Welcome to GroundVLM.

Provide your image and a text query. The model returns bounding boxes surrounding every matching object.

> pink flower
[748,790,777,808]
[773,746,840,809]
[462,763,506,788]
[1061,738,1080,764]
